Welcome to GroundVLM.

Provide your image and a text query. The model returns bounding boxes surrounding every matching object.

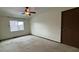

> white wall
[30,8,73,42]
[0,17,30,40]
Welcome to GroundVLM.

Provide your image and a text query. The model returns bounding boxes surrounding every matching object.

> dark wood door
[61,8,79,48]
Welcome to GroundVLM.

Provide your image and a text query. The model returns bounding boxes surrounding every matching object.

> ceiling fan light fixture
[25,12,29,15]
[25,12,30,16]
[22,7,36,16]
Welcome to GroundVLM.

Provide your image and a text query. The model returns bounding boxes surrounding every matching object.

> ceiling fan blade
[30,12,36,14]
[29,13,31,16]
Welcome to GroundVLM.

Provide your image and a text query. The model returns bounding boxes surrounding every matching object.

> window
[10,20,24,32]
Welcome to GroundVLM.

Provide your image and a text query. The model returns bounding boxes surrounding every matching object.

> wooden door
[61,8,79,48]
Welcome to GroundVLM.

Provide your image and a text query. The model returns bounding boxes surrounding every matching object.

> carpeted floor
[0,35,79,52]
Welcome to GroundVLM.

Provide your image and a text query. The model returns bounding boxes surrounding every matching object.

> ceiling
[0,7,74,19]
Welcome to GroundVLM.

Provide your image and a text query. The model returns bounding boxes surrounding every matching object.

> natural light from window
[10,20,24,32]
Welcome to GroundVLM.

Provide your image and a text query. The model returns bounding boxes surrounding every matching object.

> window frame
[9,20,24,32]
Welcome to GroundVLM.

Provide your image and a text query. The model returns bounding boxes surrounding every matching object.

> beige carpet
[0,35,79,52]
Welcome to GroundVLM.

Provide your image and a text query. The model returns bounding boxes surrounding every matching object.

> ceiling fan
[22,7,36,16]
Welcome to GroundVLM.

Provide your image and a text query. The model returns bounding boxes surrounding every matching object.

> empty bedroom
[0,7,79,52]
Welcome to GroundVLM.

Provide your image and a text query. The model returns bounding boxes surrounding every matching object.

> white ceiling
[0,7,74,19]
